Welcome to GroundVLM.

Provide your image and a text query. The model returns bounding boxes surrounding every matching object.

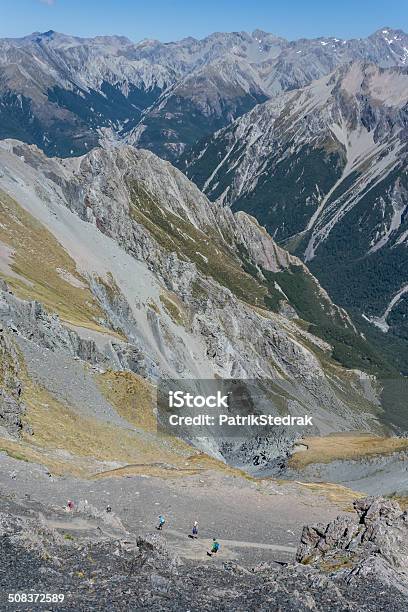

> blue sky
[1,0,407,42]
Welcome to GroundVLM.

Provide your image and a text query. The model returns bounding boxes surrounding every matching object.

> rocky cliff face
[182,61,408,373]
[0,139,388,468]
[0,296,25,437]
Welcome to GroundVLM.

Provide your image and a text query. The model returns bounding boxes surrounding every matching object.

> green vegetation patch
[232,144,344,241]
[262,264,390,374]
[127,180,267,305]
[159,294,185,326]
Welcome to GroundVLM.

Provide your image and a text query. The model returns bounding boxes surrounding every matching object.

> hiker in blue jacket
[157,515,166,530]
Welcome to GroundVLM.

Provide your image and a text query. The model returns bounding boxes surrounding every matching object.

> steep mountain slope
[182,62,408,371]
[1,28,408,159]
[127,54,268,159]
[0,140,391,473]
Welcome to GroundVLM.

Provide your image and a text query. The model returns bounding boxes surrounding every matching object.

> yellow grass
[296,481,364,510]
[388,496,408,511]
[96,370,157,431]
[159,291,186,326]
[0,437,102,478]
[288,433,408,469]
[91,453,246,480]
[17,374,193,471]
[0,188,115,334]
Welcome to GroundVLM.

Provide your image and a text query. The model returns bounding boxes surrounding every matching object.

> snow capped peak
[371,26,407,41]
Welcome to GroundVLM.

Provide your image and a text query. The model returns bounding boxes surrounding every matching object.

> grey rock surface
[297,496,408,597]
[0,324,27,437]
[0,140,390,471]
[284,450,408,496]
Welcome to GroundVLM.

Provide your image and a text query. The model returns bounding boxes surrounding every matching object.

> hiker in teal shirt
[207,538,220,556]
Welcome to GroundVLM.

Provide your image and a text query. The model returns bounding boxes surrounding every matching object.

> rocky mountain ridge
[0,315,26,438]
[0,139,388,470]
[1,27,408,158]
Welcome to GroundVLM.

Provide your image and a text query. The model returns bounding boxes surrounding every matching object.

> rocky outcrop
[136,534,182,574]
[0,282,152,378]
[0,308,26,437]
[297,496,408,595]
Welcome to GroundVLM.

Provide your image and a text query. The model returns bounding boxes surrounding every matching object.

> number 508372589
[8,593,65,603]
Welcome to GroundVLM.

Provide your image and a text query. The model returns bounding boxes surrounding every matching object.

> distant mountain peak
[371,26,407,39]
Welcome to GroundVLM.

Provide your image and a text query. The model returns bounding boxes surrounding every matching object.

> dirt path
[164,526,296,561]
[39,515,296,563]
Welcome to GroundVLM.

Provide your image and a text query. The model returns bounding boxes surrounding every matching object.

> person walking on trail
[192,521,198,538]
[66,500,74,512]
[156,515,166,531]
[207,538,220,556]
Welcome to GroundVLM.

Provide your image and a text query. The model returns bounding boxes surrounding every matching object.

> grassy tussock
[128,180,267,305]
[159,292,186,326]
[296,481,364,510]
[0,366,239,479]
[96,370,157,431]
[14,373,192,474]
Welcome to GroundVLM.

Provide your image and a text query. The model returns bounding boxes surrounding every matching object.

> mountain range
[1,27,408,159]
[182,60,408,372]
[1,25,408,611]
[0,138,390,472]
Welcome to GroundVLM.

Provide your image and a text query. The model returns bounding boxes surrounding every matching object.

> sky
[0,0,407,42]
